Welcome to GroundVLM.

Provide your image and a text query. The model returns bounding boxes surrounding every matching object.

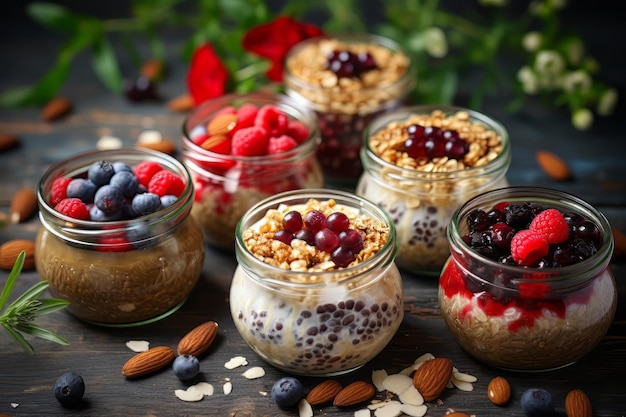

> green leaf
[0,251,24,310]
[2,323,34,355]
[27,2,89,34]
[91,38,123,94]
[35,298,71,316]
[6,281,49,310]
[15,323,70,346]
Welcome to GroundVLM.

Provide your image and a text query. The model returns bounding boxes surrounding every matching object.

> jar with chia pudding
[182,93,323,251]
[439,187,617,371]
[230,189,403,376]
[284,34,414,187]
[35,148,205,326]
[356,105,511,275]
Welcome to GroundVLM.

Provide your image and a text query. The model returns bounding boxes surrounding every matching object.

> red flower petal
[186,44,230,105]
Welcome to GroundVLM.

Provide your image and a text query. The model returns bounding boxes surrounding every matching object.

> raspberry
[529,208,570,244]
[254,104,288,137]
[231,126,269,156]
[214,106,236,117]
[236,103,259,129]
[191,132,210,147]
[510,229,550,266]
[54,198,90,220]
[134,161,163,187]
[50,177,72,206]
[286,120,310,143]
[148,170,185,197]
[267,135,298,154]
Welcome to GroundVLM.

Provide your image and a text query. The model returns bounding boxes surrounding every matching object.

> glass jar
[181,92,323,251]
[439,187,617,371]
[356,105,511,276]
[284,34,415,187]
[35,148,205,327]
[230,189,403,376]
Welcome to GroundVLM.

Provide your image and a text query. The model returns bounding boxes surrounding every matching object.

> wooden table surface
[1,6,626,417]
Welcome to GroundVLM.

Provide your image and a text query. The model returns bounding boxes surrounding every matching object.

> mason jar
[284,34,415,187]
[230,189,403,376]
[439,186,617,371]
[35,148,205,327]
[356,105,511,275]
[181,92,323,251]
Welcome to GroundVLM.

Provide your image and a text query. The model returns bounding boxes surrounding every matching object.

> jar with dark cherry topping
[230,189,403,376]
[35,148,205,327]
[284,34,415,187]
[439,187,617,371]
[356,105,511,276]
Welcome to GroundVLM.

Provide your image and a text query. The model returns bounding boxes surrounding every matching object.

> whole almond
[445,413,471,417]
[167,94,194,113]
[412,357,453,402]
[565,389,592,417]
[536,150,571,181]
[306,379,342,406]
[177,320,219,357]
[122,345,175,378]
[140,58,164,81]
[0,134,20,152]
[208,113,239,137]
[136,139,177,155]
[42,96,73,122]
[0,240,35,270]
[333,381,375,407]
[487,376,511,406]
[10,187,38,224]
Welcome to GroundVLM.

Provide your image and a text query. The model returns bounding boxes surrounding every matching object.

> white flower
[535,50,565,75]
[572,108,593,130]
[522,32,542,52]
[517,66,539,94]
[562,70,592,93]
[597,88,618,116]
[424,27,448,58]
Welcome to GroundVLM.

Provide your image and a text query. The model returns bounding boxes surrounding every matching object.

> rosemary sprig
[0,250,70,354]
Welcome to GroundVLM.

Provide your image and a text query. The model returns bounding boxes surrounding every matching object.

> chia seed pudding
[230,189,403,376]
[356,106,511,275]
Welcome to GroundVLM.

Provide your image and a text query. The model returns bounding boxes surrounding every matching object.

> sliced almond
[298,399,313,417]
[372,369,388,391]
[125,340,150,352]
[398,385,424,406]
[224,356,248,369]
[399,403,427,417]
[223,381,232,395]
[374,400,402,417]
[175,386,204,402]
[242,366,265,379]
[382,373,413,395]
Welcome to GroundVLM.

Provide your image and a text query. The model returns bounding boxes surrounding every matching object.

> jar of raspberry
[439,186,617,371]
[356,105,511,275]
[284,34,415,187]
[230,189,403,376]
[35,148,205,326]
[181,92,323,251]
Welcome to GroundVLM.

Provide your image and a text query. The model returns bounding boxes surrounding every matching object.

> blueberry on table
[521,388,555,416]
[271,376,304,408]
[172,354,200,380]
[54,372,85,407]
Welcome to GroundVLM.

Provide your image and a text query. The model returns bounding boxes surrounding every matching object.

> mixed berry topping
[274,209,364,268]
[464,202,602,268]
[404,124,469,160]
[50,159,184,222]
[325,50,377,78]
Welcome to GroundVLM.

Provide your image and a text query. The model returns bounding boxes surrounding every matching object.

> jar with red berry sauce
[284,34,415,188]
[35,148,205,327]
[439,186,616,371]
[181,92,323,251]
[356,105,511,276]
[229,189,403,376]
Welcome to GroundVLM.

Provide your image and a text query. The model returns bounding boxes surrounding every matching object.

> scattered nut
[487,376,511,406]
[121,345,175,378]
[125,340,150,352]
[333,381,375,407]
[97,135,123,150]
[412,357,453,402]
[0,134,20,152]
[242,366,265,379]
[10,187,37,224]
[536,150,572,180]
[167,93,194,113]
[141,58,165,81]
[306,379,342,406]
[177,320,219,357]
[0,240,35,270]
[565,388,592,417]
[42,96,73,121]
[224,356,248,369]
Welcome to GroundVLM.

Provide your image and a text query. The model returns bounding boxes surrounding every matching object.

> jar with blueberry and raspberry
[35,148,205,326]
[439,187,617,371]
[356,105,511,275]
[229,189,403,376]
[284,34,415,187]
[181,92,323,251]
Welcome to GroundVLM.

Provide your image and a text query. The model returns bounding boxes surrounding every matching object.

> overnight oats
[230,189,403,376]
[439,187,617,371]
[356,105,511,275]
[182,93,323,251]
[284,34,414,186]
[35,148,205,326]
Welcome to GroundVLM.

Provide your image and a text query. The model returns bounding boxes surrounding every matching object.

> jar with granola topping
[356,105,511,275]
[230,189,403,376]
[439,187,617,371]
[284,34,415,187]
[35,148,205,326]
[181,93,323,251]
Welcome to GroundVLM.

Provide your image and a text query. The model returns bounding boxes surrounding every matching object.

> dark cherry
[124,76,159,102]
[283,210,303,233]
[325,50,377,78]
[404,123,468,161]
[274,229,293,245]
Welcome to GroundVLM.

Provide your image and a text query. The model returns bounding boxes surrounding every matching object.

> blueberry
[132,192,161,216]
[112,161,133,173]
[521,388,555,416]
[88,160,115,186]
[109,171,139,198]
[54,372,85,407]
[160,195,178,208]
[172,354,200,380]
[94,184,124,214]
[271,376,304,408]
[66,178,97,203]
[89,205,123,222]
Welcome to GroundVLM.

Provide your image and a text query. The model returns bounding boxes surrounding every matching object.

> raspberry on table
[148,170,185,197]
[231,126,269,156]
[133,161,163,187]
[54,198,90,220]
[50,177,73,206]
[267,135,298,154]
[510,229,550,266]
[529,208,570,244]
